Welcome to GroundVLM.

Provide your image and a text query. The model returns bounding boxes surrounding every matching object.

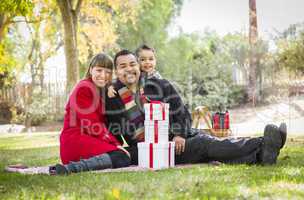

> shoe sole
[262,125,282,165]
[279,123,287,149]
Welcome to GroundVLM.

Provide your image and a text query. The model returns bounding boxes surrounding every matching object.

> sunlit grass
[0,132,303,199]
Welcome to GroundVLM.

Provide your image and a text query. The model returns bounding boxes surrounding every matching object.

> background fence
[0,81,68,124]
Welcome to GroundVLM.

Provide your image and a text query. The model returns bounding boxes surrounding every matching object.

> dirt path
[199,97,304,137]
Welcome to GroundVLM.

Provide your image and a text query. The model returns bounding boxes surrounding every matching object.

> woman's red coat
[60,78,120,164]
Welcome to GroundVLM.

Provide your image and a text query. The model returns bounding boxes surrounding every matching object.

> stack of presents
[138,102,175,170]
[138,102,231,170]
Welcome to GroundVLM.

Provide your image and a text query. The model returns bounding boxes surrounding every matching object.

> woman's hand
[117,145,131,158]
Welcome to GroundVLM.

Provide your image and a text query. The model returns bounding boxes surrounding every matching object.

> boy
[135,44,162,79]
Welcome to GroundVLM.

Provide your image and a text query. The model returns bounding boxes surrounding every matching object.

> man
[104,49,287,166]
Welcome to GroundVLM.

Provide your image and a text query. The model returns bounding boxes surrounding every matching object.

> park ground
[0,130,303,199]
[0,96,303,199]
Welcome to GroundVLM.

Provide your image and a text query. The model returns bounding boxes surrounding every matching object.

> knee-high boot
[54,153,112,175]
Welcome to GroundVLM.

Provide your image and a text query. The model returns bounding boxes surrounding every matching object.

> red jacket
[60,78,120,164]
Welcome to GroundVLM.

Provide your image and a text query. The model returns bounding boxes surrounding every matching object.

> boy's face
[138,49,156,74]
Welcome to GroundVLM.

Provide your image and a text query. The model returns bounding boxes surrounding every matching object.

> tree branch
[80,30,93,57]
[42,40,64,61]
[66,0,72,10]
[0,14,9,42]
[75,0,83,14]
[9,18,44,24]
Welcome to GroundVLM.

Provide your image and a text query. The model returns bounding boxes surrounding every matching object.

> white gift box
[144,120,169,143]
[144,102,169,121]
[138,142,175,170]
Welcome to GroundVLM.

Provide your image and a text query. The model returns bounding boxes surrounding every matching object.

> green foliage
[25,89,52,126]
[227,85,248,106]
[10,89,52,126]
[158,32,249,110]
[116,0,182,51]
[0,0,33,16]
[10,104,24,124]
[0,0,34,88]
[277,31,304,73]
[0,38,17,88]
[0,133,303,199]
[222,33,250,70]
[78,0,138,77]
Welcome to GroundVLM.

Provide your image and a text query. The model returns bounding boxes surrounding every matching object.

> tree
[0,37,17,88]
[159,31,247,109]
[277,31,304,74]
[25,0,62,91]
[248,0,259,105]
[5,0,63,128]
[77,0,137,76]
[56,0,138,92]
[276,23,304,74]
[56,0,83,93]
[117,0,183,51]
[0,0,33,88]
[0,0,33,42]
[223,33,250,85]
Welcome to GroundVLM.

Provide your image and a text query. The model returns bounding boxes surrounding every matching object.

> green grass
[0,132,304,199]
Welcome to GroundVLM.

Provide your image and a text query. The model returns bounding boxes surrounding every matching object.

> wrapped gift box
[144,102,169,121]
[144,120,169,143]
[138,142,175,170]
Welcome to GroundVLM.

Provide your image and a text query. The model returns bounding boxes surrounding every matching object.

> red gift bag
[192,106,231,137]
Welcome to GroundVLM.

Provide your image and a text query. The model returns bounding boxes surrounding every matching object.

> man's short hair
[135,44,155,57]
[114,49,136,68]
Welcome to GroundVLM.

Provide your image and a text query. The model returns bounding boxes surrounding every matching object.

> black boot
[55,153,113,175]
[108,150,131,168]
[261,124,282,165]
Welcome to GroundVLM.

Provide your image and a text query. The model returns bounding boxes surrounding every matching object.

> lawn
[0,132,303,199]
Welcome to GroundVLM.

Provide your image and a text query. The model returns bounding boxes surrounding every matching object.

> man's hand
[117,145,131,158]
[172,136,186,155]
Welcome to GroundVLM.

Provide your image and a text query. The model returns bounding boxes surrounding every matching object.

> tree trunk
[248,0,259,106]
[38,52,45,93]
[0,14,8,42]
[56,0,82,94]
[24,83,33,131]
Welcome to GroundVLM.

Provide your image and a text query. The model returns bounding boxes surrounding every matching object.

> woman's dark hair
[85,53,113,78]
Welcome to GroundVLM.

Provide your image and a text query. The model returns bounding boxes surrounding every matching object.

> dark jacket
[104,78,192,146]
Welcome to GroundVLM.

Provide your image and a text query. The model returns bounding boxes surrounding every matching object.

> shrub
[0,102,12,124]
[25,90,52,126]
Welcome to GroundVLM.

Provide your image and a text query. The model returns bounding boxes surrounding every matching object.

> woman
[51,53,130,175]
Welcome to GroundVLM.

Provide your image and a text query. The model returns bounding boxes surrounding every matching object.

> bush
[172,79,248,112]
[0,102,12,124]
[25,90,52,126]
[227,85,248,107]
[10,104,25,124]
